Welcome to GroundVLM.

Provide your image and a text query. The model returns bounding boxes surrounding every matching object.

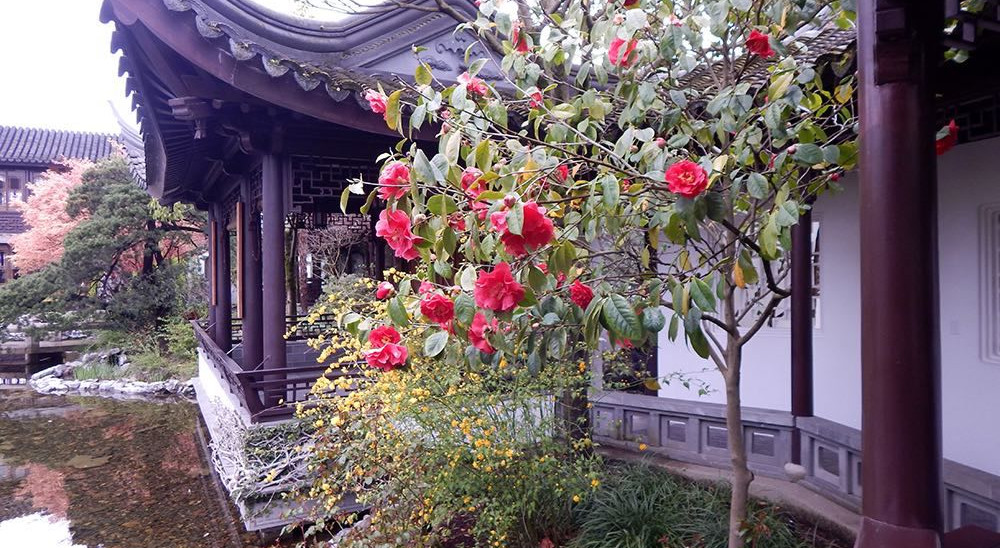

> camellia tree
[311,0,859,546]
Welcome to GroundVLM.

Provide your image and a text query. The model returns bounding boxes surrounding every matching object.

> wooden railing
[230,313,339,345]
[194,320,362,423]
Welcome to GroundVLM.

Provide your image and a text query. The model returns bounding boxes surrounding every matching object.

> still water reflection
[0,387,270,548]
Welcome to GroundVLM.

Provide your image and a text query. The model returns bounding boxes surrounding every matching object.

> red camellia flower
[569,279,595,309]
[461,167,485,198]
[528,88,543,108]
[458,72,489,97]
[369,325,401,346]
[608,37,638,67]
[469,312,497,353]
[474,262,525,312]
[497,202,555,257]
[420,293,455,326]
[376,281,394,300]
[936,119,959,155]
[366,325,407,371]
[448,212,467,231]
[364,89,387,115]
[665,159,709,199]
[365,343,408,371]
[511,22,530,53]
[746,30,775,58]
[378,161,411,201]
[375,209,420,260]
[555,164,569,183]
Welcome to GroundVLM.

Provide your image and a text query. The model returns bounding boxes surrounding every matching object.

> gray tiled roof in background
[0,126,117,166]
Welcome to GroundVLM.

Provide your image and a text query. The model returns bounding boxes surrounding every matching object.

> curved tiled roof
[0,126,117,166]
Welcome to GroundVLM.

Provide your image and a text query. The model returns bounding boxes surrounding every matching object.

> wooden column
[856,0,942,545]
[261,153,287,379]
[790,210,813,465]
[240,179,264,371]
[213,203,233,354]
[207,205,218,340]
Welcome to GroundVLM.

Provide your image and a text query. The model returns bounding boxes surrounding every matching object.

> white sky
[0,0,322,135]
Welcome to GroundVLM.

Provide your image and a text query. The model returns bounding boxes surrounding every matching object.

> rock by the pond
[30,364,69,380]
[29,375,194,400]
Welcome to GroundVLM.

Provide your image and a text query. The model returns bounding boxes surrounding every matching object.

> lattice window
[983,205,1000,364]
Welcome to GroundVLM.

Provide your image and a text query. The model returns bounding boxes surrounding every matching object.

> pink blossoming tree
[10,160,92,273]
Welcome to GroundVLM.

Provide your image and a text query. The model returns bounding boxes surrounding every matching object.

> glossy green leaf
[424,331,448,358]
[602,294,643,340]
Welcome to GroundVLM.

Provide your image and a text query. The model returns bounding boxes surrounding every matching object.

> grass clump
[570,462,843,548]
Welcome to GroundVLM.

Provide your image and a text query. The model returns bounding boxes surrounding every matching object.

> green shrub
[72,361,125,381]
[571,462,831,548]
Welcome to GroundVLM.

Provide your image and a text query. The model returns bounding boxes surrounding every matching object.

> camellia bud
[412,213,427,225]
[830,172,841,182]
[613,12,625,24]
[441,122,452,134]
[655,137,666,148]
[787,145,797,154]
[531,322,540,329]
[503,193,519,208]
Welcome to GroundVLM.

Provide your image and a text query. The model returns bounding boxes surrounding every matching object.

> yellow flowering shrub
[296,275,601,547]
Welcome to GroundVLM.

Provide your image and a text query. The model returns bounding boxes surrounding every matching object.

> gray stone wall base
[591,391,1000,534]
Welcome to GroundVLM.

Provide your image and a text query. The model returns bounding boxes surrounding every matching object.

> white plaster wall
[937,137,1000,476]
[810,177,863,430]
[657,321,793,411]
[655,136,1000,477]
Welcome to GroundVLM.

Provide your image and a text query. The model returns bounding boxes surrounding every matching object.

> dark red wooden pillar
[856,0,942,545]
[790,209,813,465]
[261,153,287,380]
[207,205,218,337]
[240,178,263,371]
[213,202,233,354]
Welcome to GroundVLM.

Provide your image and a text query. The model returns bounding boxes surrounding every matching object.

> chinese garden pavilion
[101,0,1000,545]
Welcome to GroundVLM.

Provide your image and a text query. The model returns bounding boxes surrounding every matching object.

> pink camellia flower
[528,88,543,108]
[936,119,959,155]
[376,281,394,300]
[378,161,411,201]
[474,262,525,313]
[490,210,509,233]
[458,72,489,97]
[537,262,548,274]
[469,312,498,353]
[421,293,455,327]
[608,37,638,67]
[365,342,408,371]
[569,279,595,309]
[461,167,485,198]
[746,30,775,58]
[419,281,435,295]
[511,22,530,53]
[539,538,556,548]
[364,89,388,115]
[470,200,490,221]
[375,209,420,260]
[498,202,555,257]
[664,159,709,199]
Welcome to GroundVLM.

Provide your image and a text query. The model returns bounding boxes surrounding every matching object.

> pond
[0,386,277,548]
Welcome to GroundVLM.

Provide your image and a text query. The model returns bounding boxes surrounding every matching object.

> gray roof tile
[0,126,117,166]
